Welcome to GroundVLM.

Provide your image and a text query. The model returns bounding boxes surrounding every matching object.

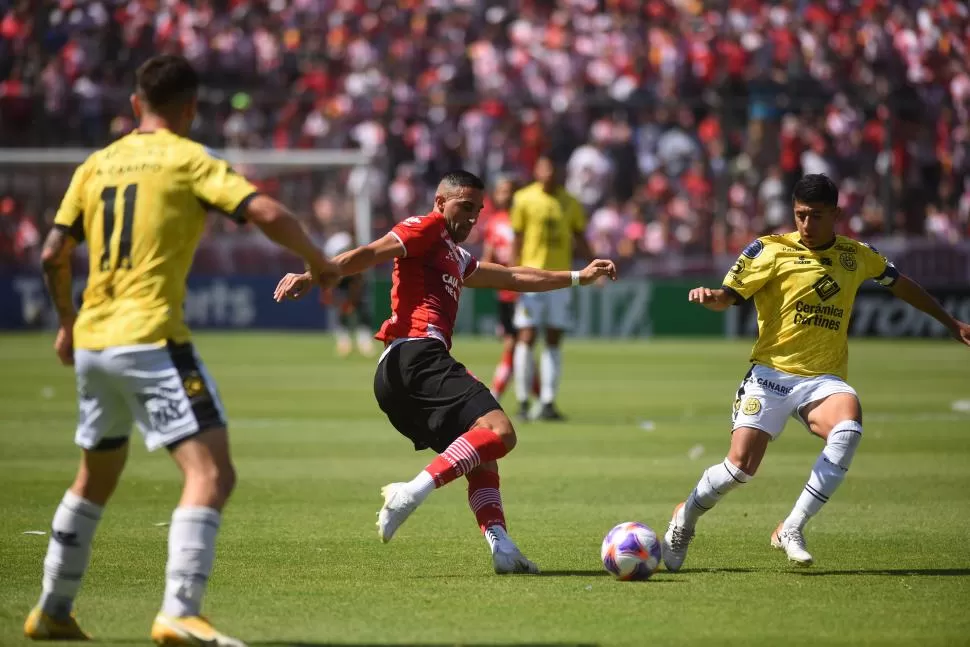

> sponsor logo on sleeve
[741,239,764,259]
[731,258,746,274]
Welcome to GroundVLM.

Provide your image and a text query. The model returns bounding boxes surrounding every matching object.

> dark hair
[439,170,485,191]
[135,55,199,112]
[792,174,839,207]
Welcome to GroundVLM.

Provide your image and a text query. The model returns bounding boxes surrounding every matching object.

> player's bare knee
[517,328,536,346]
[473,411,517,453]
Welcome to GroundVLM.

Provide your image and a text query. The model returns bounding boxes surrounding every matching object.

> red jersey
[377,212,479,350]
[483,210,518,303]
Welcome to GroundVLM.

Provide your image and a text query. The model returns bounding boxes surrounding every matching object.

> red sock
[492,348,514,397]
[467,469,506,533]
[424,428,509,487]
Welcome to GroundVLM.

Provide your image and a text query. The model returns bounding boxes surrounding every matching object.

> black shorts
[374,338,501,453]
[497,301,516,337]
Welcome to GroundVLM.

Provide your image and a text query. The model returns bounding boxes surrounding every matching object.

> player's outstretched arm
[273,233,405,302]
[465,259,617,292]
[890,274,970,346]
[40,226,78,366]
[245,195,339,284]
[687,286,737,312]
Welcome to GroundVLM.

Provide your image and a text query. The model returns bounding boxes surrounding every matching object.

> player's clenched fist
[580,259,617,285]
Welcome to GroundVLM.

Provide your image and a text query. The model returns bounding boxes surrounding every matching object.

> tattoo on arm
[41,227,77,325]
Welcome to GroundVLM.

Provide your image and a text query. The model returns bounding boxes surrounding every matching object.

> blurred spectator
[0,0,968,274]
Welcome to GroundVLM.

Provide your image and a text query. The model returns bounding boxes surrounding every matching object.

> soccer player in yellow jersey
[510,156,591,421]
[662,174,970,571]
[24,55,338,647]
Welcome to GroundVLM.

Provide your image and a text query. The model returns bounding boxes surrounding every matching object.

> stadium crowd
[2,0,970,273]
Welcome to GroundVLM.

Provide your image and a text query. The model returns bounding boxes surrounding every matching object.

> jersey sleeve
[458,246,479,280]
[190,147,259,223]
[389,214,444,258]
[722,238,775,302]
[859,242,900,287]
[53,159,90,242]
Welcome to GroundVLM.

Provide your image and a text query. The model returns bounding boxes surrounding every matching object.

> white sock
[539,346,561,405]
[513,342,533,404]
[784,420,863,531]
[407,470,436,504]
[39,491,103,619]
[162,507,221,617]
[683,458,753,528]
[356,326,374,353]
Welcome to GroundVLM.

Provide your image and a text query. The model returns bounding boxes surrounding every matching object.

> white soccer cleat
[662,502,695,572]
[492,542,541,575]
[771,522,814,566]
[377,482,421,543]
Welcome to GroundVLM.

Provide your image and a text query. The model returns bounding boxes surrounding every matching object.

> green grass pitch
[1,333,969,647]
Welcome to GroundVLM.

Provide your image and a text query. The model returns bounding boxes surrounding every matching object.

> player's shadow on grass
[676,567,758,574]
[251,643,598,647]
[791,568,970,577]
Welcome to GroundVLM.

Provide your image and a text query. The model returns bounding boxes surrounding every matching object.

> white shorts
[74,342,226,452]
[731,364,857,439]
[513,290,572,331]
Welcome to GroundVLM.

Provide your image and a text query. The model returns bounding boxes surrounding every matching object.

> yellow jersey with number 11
[53,129,258,350]
[510,182,586,271]
[723,233,899,379]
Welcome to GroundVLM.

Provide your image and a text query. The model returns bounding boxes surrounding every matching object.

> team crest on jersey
[812,275,842,301]
[839,253,857,271]
[741,239,764,259]
[741,397,762,415]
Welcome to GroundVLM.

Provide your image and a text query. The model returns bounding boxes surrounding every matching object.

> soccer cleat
[377,482,421,543]
[492,542,541,575]
[151,613,246,647]
[662,502,695,572]
[537,402,566,421]
[771,522,814,566]
[24,608,90,641]
[517,402,532,422]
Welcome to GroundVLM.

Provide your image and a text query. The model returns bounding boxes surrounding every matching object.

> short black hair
[135,55,199,112]
[792,174,839,207]
[439,170,485,191]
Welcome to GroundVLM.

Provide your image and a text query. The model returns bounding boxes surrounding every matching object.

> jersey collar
[798,236,836,252]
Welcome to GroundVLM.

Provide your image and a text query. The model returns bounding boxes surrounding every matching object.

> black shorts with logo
[497,300,516,337]
[374,338,501,453]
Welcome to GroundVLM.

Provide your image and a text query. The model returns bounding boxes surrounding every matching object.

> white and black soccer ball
[601,521,662,581]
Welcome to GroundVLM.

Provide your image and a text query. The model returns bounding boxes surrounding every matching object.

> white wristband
[570,270,581,287]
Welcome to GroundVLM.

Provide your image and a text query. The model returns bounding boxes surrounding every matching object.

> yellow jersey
[53,129,258,350]
[510,182,586,271]
[723,233,899,379]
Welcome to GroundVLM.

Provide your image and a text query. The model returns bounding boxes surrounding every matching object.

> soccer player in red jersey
[481,176,538,401]
[274,171,616,573]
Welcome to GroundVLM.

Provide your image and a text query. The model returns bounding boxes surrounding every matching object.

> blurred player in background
[274,170,616,574]
[663,174,970,571]
[480,176,537,401]
[511,156,591,421]
[323,231,375,358]
[25,55,338,647]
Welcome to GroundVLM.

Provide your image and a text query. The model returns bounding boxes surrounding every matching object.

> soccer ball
[601,522,662,580]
